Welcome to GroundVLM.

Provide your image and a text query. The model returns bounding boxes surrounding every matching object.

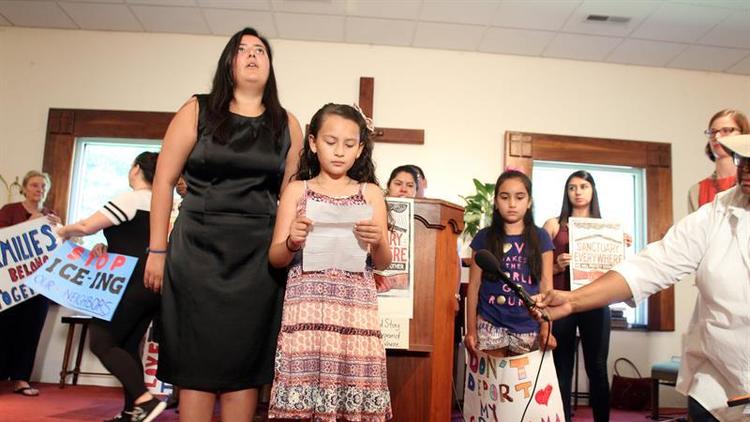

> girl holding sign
[542,170,630,422]
[0,170,57,397]
[267,103,392,421]
[58,152,164,422]
[465,170,555,358]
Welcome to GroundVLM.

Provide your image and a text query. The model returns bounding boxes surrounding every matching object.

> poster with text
[28,241,136,321]
[464,349,564,422]
[0,217,60,312]
[376,198,414,349]
[142,323,174,396]
[568,217,625,291]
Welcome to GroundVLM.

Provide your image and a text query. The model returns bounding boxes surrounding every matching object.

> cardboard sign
[28,241,136,321]
[464,349,564,422]
[0,217,60,312]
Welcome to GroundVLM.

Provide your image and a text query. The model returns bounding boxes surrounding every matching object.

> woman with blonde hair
[688,109,749,212]
[0,170,58,397]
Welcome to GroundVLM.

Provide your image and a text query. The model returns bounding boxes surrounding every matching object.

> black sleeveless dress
[157,95,290,391]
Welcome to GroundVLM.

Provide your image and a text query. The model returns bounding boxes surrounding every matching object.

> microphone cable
[519,322,551,422]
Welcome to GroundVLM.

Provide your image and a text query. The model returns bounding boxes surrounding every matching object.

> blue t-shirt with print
[470,226,554,334]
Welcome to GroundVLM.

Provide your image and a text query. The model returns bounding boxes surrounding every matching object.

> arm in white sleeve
[614,203,712,303]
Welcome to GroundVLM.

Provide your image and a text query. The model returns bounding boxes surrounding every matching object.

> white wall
[3,27,749,405]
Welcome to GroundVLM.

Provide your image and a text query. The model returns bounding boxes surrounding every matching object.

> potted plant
[460,178,495,240]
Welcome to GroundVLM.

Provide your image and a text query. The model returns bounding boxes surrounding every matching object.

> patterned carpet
[0,382,686,422]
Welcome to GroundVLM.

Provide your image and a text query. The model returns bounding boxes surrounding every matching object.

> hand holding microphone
[474,249,550,322]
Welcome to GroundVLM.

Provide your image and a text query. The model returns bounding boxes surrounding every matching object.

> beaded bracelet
[285,236,301,252]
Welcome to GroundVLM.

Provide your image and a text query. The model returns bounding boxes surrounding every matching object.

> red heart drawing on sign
[535,384,553,405]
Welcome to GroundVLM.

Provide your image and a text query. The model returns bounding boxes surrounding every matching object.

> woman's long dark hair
[486,170,543,283]
[205,27,286,147]
[134,151,159,184]
[296,103,378,184]
[557,170,601,226]
[386,165,420,188]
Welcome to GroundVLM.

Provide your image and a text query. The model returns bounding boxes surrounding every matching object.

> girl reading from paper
[267,103,392,421]
[465,170,555,359]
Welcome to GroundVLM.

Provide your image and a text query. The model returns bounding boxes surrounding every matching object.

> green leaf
[472,178,484,192]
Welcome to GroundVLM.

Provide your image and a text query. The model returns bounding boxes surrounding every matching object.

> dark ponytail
[134,151,159,184]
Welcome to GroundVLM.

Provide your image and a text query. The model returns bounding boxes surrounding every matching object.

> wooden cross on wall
[358,77,424,145]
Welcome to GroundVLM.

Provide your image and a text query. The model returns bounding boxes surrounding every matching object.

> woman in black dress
[144,27,302,421]
[58,152,164,422]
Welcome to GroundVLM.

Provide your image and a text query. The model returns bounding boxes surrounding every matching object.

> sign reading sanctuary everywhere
[376,197,415,349]
[28,241,137,321]
[463,349,564,422]
[0,217,60,312]
[568,217,625,291]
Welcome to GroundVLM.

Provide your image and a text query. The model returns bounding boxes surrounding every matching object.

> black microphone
[475,249,549,322]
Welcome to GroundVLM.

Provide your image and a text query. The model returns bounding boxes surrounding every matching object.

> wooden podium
[386,198,464,422]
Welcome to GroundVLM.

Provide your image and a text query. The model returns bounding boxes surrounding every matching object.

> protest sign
[464,349,564,422]
[142,323,174,396]
[568,217,625,290]
[0,217,59,312]
[376,198,415,349]
[28,241,136,320]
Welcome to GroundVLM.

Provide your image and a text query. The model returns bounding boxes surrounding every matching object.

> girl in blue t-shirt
[465,170,556,357]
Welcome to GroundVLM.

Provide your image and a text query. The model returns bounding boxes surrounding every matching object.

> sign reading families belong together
[0,217,59,312]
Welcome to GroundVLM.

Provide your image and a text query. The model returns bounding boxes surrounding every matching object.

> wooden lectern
[386,198,464,422]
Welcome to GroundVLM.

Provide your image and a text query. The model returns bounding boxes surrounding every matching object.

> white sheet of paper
[303,200,372,273]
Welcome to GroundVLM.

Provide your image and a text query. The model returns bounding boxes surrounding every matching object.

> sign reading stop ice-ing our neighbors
[28,241,137,321]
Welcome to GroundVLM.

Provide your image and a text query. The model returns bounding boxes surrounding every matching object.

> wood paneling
[504,131,675,331]
[42,108,173,223]
[359,77,374,119]
[357,76,424,145]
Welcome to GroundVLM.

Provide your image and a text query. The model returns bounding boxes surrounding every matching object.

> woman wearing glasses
[688,109,749,212]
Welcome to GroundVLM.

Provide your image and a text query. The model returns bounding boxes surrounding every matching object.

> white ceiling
[2,0,750,75]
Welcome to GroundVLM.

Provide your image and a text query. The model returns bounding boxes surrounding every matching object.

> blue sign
[28,241,137,321]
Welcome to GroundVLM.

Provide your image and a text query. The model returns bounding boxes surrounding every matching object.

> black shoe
[165,391,179,410]
[103,411,132,422]
[129,398,166,422]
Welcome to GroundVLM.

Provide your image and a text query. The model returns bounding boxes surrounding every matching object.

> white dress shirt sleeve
[612,203,713,304]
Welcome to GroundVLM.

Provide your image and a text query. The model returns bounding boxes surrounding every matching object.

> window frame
[42,108,173,224]
[504,131,674,331]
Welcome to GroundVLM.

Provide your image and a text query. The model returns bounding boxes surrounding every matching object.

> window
[503,131,674,331]
[532,160,648,327]
[67,138,161,248]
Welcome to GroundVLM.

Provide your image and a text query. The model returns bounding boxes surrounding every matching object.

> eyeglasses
[704,127,740,138]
